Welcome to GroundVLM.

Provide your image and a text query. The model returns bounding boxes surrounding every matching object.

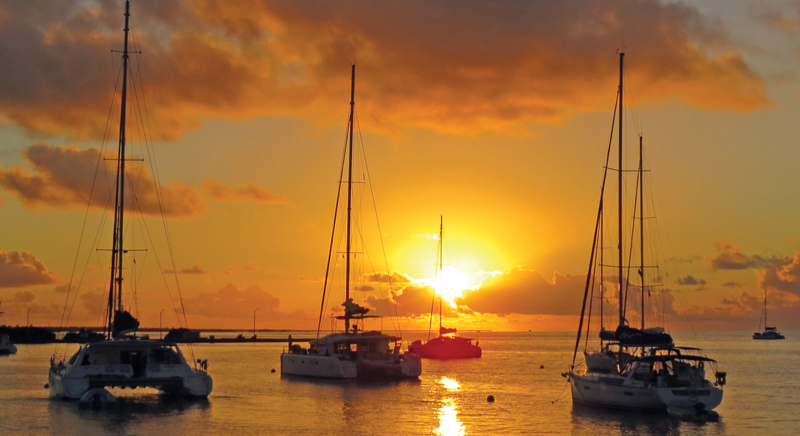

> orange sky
[2,0,800,333]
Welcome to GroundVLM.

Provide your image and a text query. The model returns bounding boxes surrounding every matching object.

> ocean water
[0,330,797,435]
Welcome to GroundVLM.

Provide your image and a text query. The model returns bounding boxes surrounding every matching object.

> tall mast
[107,0,131,337]
[345,63,355,334]
[764,288,768,328]
[617,52,625,328]
[438,215,443,334]
[639,135,644,330]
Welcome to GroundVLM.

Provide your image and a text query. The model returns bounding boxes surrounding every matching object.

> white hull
[570,375,722,412]
[281,353,358,379]
[49,341,212,400]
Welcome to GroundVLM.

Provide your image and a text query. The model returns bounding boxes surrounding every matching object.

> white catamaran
[48,0,211,400]
[280,65,421,380]
[753,287,785,340]
[565,53,726,417]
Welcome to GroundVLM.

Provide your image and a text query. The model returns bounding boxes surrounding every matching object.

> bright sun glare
[436,266,469,308]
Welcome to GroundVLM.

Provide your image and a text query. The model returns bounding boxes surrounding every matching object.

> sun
[436,266,468,308]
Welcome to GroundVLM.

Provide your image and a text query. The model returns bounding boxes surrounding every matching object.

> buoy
[540,365,544,369]
[271,368,276,373]
[487,395,495,402]
[44,383,49,389]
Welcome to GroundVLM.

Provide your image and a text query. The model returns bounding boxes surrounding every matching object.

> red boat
[407,217,482,360]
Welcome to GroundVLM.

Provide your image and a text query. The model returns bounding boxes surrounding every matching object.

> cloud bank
[0,0,768,140]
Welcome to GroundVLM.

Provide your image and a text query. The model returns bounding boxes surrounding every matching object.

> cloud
[164,264,207,275]
[0,249,58,288]
[706,238,774,271]
[203,179,289,205]
[677,275,706,285]
[181,283,310,321]
[0,0,767,140]
[364,271,413,285]
[0,143,208,218]
[366,282,458,318]
[723,281,741,288]
[456,268,586,316]
[753,5,799,34]
[757,252,800,297]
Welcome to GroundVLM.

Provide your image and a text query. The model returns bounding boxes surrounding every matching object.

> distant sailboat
[48,0,211,400]
[753,288,785,340]
[565,52,726,415]
[280,64,421,379]
[409,216,481,359]
[0,302,17,355]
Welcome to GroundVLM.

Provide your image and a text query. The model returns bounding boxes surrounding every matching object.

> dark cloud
[365,282,458,318]
[677,275,706,285]
[203,180,289,205]
[0,249,58,288]
[0,143,208,218]
[706,238,775,270]
[723,282,741,288]
[164,264,207,275]
[456,268,585,316]
[0,0,767,140]
[757,252,800,297]
[364,271,412,284]
[182,283,310,321]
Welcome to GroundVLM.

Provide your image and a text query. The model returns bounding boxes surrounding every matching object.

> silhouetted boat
[753,288,785,339]
[48,0,211,400]
[0,302,17,355]
[565,52,725,413]
[409,216,481,359]
[281,65,421,379]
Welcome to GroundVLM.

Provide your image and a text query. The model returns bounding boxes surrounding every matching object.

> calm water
[0,330,797,435]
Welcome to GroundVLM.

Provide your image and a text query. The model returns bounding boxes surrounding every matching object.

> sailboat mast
[107,0,131,336]
[438,215,443,334]
[764,288,768,328]
[617,52,625,328]
[639,135,644,330]
[345,64,355,334]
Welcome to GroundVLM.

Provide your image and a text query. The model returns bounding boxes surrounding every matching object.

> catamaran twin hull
[48,341,212,399]
[280,353,422,379]
[569,375,723,412]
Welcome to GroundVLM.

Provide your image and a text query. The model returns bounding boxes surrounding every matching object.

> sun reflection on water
[435,398,466,436]
[440,376,461,391]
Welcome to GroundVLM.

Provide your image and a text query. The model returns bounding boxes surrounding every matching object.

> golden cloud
[0,0,768,140]
[0,249,59,288]
[0,143,209,218]
[203,179,289,205]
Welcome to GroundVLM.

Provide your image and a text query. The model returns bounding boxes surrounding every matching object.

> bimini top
[310,331,401,346]
[83,339,180,349]
[601,325,674,347]
[635,354,717,364]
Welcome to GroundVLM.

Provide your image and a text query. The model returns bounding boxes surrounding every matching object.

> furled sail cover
[614,325,673,346]
[439,326,457,335]
[342,298,370,317]
[112,310,140,338]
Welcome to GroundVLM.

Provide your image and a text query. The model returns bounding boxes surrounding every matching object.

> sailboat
[753,288,785,339]
[280,64,421,379]
[408,216,481,359]
[0,302,17,355]
[565,53,726,415]
[48,1,211,400]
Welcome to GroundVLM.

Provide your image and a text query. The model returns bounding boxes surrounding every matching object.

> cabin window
[67,351,80,366]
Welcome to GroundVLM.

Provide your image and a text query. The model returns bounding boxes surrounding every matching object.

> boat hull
[569,375,722,412]
[408,341,481,359]
[280,353,358,379]
[49,368,212,399]
[356,354,422,379]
